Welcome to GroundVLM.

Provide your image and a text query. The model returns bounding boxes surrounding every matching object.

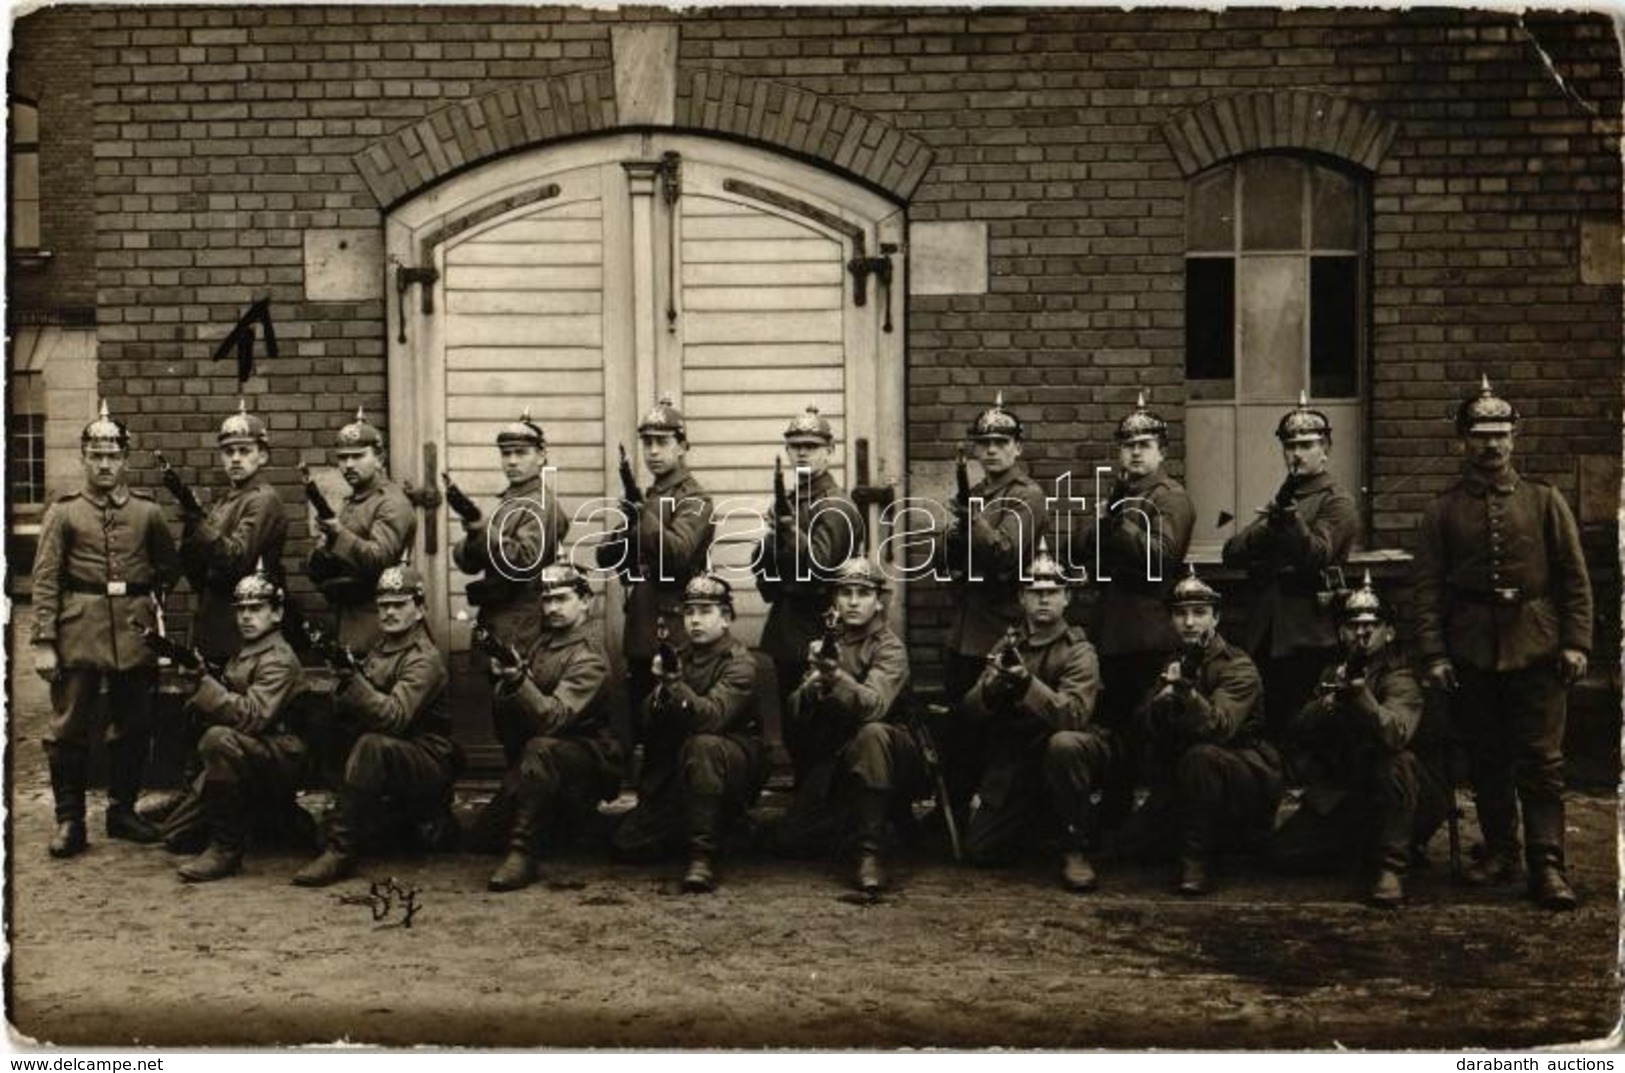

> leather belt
[1451,585,1543,607]
[61,577,152,597]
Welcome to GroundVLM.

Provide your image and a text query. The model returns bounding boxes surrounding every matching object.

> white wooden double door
[388,134,905,687]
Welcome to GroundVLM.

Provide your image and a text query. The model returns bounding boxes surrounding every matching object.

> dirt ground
[5,626,1621,1051]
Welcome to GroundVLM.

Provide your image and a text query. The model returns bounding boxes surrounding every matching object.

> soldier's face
[785,440,830,478]
[682,602,731,645]
[1283,438,1329,477]
[1119,437,1164,478]
[500,445,543,486]
[82,446,127,491]
[336,447,382,488]
[376,597,422,636]
[1338,618,1389,655]
[975,435,1020,476]
[1171,605,1219,646]
[220,443,267,486]
[834,583,881,628]
[1020,586,1068,628]
[1465,431,1514,472]
[541,589,589,631]
[234,601,281,643]
[641,434,685,479]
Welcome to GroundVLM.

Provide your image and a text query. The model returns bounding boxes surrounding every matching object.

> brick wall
[36,5,1623,674]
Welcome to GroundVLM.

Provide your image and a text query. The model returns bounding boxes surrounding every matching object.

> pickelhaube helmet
[1455,374,1519,436]
[968,390,1023,442]
[1024,537,1074,591]
[1168,564,1222,609]
[638,394,687,441]
[783,404,835,446]
[536,562,592,598]
[1116,390,1169,446]
[681,571,733,610]
[831,556,889,592]
[1275,391,1333,444]
[375,563,426,603]
[496,406,545,448]
[1339,570,1386,624]
[232,559,283,607]
[218,399,270,448]
[336,405,384,450]
[81,399,130,452]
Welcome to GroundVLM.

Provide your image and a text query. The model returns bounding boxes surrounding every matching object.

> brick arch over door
[1158,89,1401,176]
[353,67,935,210]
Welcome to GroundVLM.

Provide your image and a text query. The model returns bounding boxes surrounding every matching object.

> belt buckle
[1493,587,1519,605]
[106,581,128,597]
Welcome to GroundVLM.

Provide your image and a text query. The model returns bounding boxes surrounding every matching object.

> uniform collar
[1461,465,1519,495]
[839,613,889,645]
[1024,621,1067,647]
[978,462,1029,497]
[543,619,592,650]
[82,483,130,508]
[649,466,691,497]
[237,631,284,658]
[373,621,426,654]
[1290,471,1333,496]
[1125,468,1167,495]
[502,474,542,500]
[800,469,838,497]
[346,479,384,505]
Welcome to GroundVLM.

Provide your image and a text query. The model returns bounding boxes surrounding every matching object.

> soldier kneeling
[963,543,1108,892]
[775,557,920,894]
[1269,574,1453,908]
[482,564,622,893]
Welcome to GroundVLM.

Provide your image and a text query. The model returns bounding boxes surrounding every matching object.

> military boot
[178,781,245,883]
[46,744,89,859]
[1367,868,1404,909]
[1524,798,1576,911]
[1177,808,1215,896]
[105,739,162,844]
[292,791,366,887]
[488,793,543,893]
[1461,845,1522,886]
[853,789,889,895]
[682,794,722,894]
[1061,850,1098,893]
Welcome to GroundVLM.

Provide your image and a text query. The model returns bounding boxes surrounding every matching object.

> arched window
[1184,154,1368,552]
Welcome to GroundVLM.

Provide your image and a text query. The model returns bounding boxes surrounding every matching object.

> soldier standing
[612,574,763,893]
[168,567,311,882]
[175,402,288,663]
[1412,377,1592,910]
[1122,567,1283,895]
[596,396,714,749]
[962,543,1107,891]
[31,402,181,857]
[1221,394,1360,745]
[1090,393,1195,829]
[756,405,865,758]
[451,408,569,653]
[306,407,417,651]
[1268,573,1453,907]
[293,565,463,887]
[936,391,1050,816]
[483,564,622,893]
[774,556,916,894]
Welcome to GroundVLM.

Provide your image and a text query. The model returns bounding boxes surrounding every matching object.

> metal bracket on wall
[847,244,897,332]
[394,263,440,344]
[661,152,682,332]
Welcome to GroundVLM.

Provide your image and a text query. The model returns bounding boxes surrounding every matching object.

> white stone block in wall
[305,229,384,302]
[908,221,988,296]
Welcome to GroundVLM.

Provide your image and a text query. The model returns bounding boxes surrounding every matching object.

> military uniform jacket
[757,469,866,664]
[940,465,1050,657]
[452,473,569,643]
[31,483,181,672]
[336,623,456,749]
[1412,467,1593,673]
[494,620,613,742]
[1221,470,1359,657]
[180,475,287,657]
[645,634,761,750]
[787,614,910,732]
[965,623,1102,807]
[1293,647,1423,812]
[1090,468,1194,656]
[603,467,714,660]
[187,632,307,738]
[308,478,417,607]
[1134,632,1270,757]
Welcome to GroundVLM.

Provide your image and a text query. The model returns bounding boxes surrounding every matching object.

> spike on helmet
[831,556,888,592]
[1116,389,1169,446]
[681,571,733,609]
[218,399,270,448]
[968,390,1023,442]
[375,563,426,603]
[537,562,592,598]
[232,558,283,606]
[1024,535,1077,590]
[638,394,687,440]
[783,404,835,446]
[81,399,130,451]
[1275,390,1333,444]
[1168,564,1222,608]
[1340,569,1386,623]
[1455,374,1519,436]
[337,405,384,450]
[496,406,546,448]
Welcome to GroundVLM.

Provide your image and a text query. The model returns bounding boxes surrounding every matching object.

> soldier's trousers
[776,722,927,856]
[1119,742,1283,864]
[1097,652,1169,827]
[613,734,764,861]
[966,729,1111,865]
[328,732,460,855]
[1455,664,1569,868]
[1263,648,1337,755]
[1269,751,1452,874]
[45,667,158,820]
[163,725,309,852]
[938,651,992,815]
[471,734,621,854]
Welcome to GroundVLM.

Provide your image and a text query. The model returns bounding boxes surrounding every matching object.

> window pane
[12,150,39,249]
[1187,166,1234,252]
[1311,256,1359,398]
[1311,167,1359,250]
[1237,255,1305,401]
[1185,258,1235,399]
[12,103,37,145]
[1240,156,1303,251]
